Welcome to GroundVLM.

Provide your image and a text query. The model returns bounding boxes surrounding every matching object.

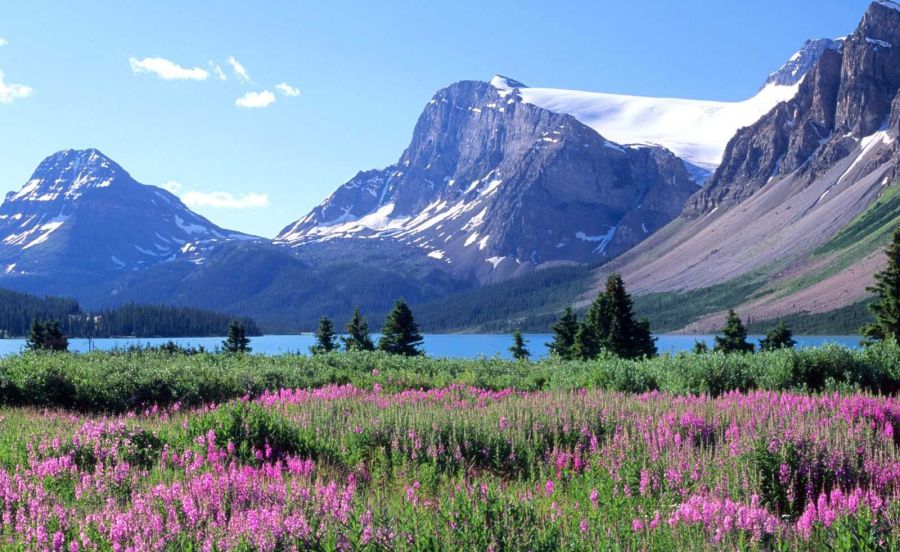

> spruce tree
[863,226,900,342]
[509,328,530,360]
[575,294,607,359]
[759,320,796,351]
[575,274,656,359]
[222,320,251,354]
[25,320,46,352]
[692,339,709,354]
[547,306,578,360]
[713,309,754,353]
[25,320,68,352]
[310,315,337,355]
[378,299,424,356]
[343,307,375,352]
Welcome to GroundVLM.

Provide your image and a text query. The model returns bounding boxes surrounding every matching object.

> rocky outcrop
[685,1,900,218]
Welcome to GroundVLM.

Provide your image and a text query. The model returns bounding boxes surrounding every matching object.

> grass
[1,342,900,412]
[0,380,897,549]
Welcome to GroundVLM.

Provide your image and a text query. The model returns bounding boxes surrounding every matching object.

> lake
[0,334,863,359]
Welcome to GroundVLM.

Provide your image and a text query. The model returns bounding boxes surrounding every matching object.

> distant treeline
[0,288,260,338]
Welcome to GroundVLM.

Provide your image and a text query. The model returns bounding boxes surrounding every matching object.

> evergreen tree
[547,306,578,360]
[575,274,656,359]
[509,328,530,360]
[25,320,46,352]
[692,340,709,354]
[378,299,424,356]
[575,294,607,359]
[310,315,337,355]
[759,320,796,351]
[863,226,900,342]
[713,309,755,354]
[343,307,375,352]
[25,320,68,352]
[222,320,251,354]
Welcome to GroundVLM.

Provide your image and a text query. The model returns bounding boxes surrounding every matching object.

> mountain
[277,78,701,283]
[505,64,811,171]
[0,149,254,291]
[595,0,900,332]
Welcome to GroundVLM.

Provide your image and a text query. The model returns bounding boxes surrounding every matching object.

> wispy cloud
[182,190,270,209]
[235,90,275,108]
[0,37,7,47]
[226,56,251,84]
[0,69,33,104]
[129,57,209,81]
[275,83,300,97]
[210,62,227,82]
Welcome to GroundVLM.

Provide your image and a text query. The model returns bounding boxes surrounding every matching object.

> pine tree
[343,307,375,352]
[575,274,656,359]
[692,339,709,354]
[509,328,530,360]
[759,320,796,351]
[863,226,900,342]
[713,309,754,354]
[547,306,578,360]
[222,320,251,354]
[310,315,337,355]
[378,299,424,356]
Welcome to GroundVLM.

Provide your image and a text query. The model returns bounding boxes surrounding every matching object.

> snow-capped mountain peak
[8,148,125,203]
[0,149,254,276]
[488,40,832,169]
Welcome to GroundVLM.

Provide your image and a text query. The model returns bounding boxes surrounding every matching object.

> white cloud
[275,82,300,97]
[181,190,269,209]
[129,57,209,81]
[210,62,227,81]
[0,69,33,104]
[0,37,7,47]
[160,180,182,193]
[235,90,275,108]
[227,56,251,83]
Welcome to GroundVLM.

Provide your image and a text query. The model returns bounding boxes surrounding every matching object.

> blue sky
[0,0,874,237]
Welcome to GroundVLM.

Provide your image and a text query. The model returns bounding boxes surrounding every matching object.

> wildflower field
[0,347,898,550]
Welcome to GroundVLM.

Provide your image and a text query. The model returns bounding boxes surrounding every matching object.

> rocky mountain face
[277,78,699,282]
[603,0,900,331]
[686,2,900,217]
[761,38,844,88]
[0,149,252,280]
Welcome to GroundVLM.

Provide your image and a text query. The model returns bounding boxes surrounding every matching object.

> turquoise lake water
[0,334,863,359]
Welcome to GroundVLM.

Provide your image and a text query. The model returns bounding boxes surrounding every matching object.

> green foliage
[0,288,260,338]
[576,275,656,359]
[509,329,530,360]
[378,299,424,356]
[0,342,897,412]
[190,402,327,463]
[863,226,900,342]
[412,265,595,332]
[26,320,68,352]
[222,321,251,354]
[633,276,763,332]
[310,315,337,355]
[692,340,708,354]
[714,309,755,354]
[759,321,796,352]
[342,307,375,352]
[747,301,874,335]
[547,306,578,360]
